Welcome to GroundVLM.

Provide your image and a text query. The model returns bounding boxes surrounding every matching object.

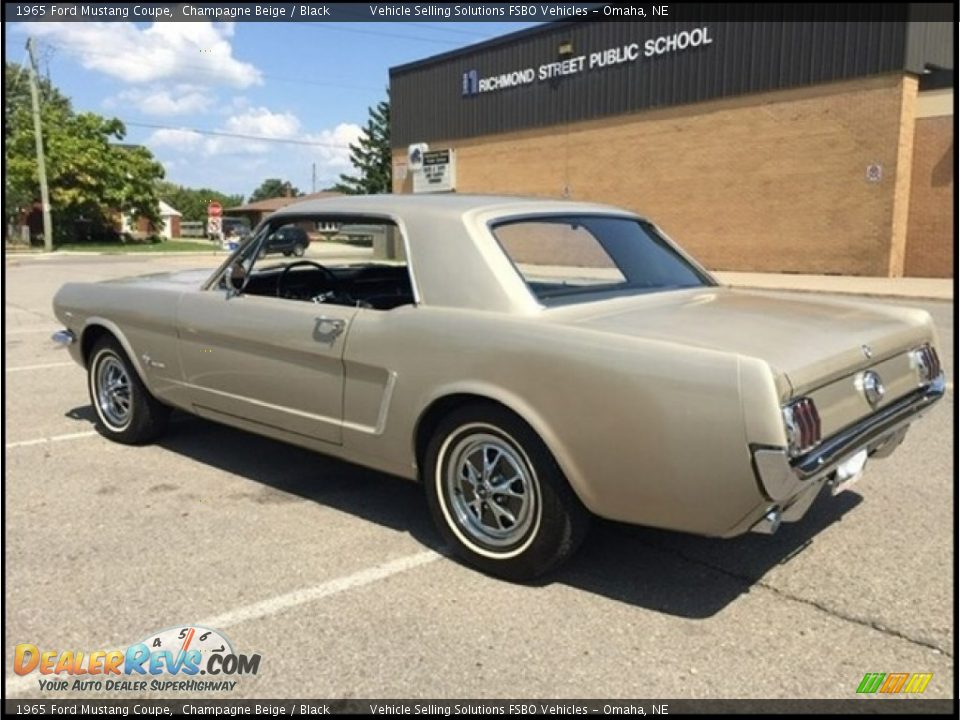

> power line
[123,121,353,149]
[401,22,503,39]
[292,22,467,45]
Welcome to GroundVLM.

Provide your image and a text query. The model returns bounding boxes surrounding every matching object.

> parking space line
[4,549,442,697]
[5,430,99,449]
[6,361,75,372]
[199,550,442,629]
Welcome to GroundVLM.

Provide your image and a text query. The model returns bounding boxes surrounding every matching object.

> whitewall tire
[424,402,590,580]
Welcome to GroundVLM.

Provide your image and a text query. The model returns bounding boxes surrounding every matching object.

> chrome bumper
[752,374,946,504]
[52,329,77,346]
[793,374,945,479]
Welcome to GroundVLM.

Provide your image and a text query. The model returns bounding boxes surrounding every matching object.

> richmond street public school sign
[462,26,714,96]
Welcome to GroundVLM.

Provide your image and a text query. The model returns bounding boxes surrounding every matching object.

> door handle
[314,316,346,339]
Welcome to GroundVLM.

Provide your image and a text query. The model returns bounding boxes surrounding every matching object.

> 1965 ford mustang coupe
[52,195,945,579]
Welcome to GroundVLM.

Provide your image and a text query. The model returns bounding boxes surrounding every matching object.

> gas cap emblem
[857,370,885,408]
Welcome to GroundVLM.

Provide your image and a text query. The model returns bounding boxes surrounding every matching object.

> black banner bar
[2,699,957,715]
[2,3,956,23]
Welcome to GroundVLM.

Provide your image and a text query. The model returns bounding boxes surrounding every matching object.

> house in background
[226,190,342,230]
[120,200,182,239]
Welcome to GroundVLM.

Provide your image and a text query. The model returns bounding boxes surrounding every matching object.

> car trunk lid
[547,287,934,400]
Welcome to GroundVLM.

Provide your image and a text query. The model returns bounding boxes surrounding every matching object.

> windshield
[491,215,714,305]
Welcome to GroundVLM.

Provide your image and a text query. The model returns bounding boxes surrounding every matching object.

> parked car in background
[221,216,252,241]
[259,224,309,257]
[51,195,945,580]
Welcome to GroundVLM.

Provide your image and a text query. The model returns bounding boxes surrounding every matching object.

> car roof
[265,194,650,315]
[269,193,639,222]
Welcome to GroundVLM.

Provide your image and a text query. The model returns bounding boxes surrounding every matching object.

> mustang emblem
[861,344,873,359]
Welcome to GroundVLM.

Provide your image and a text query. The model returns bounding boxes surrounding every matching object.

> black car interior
[237,261,415,311]
[221,216,416,310]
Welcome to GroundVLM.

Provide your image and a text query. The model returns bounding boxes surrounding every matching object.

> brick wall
[903,92,954,278]
[395,74,919,277]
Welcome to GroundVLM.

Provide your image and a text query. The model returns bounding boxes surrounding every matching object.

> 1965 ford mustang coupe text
[52,195,945,579]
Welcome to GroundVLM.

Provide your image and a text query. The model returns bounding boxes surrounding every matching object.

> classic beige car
[52,195,945,579]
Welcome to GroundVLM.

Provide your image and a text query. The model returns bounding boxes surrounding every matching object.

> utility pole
[311,162,316,194]
[26,37,53,252]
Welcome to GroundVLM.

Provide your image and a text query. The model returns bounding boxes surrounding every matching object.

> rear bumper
[793,373,945,479]
[747,373,945,528]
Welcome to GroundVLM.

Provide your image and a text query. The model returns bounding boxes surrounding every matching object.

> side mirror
[224,261,246,298]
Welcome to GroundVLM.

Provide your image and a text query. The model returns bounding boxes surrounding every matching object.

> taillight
[912,345,941,383]
[782,397,822,458]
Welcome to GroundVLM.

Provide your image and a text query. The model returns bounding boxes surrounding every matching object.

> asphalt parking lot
[3,253,955,701]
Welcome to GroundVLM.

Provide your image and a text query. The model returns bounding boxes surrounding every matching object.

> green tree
[4,61,72,224]
[155,181,243,222]
[335,95,391,195]
[248,178,302,203]
[4,61,165,244]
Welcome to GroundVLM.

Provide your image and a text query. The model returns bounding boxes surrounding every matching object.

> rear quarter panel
[343,306,763,537]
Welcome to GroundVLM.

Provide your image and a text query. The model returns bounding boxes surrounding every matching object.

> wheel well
[414,393,523,478]
[80,325,113,367]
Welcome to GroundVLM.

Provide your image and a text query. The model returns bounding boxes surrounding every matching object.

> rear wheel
[87,336,170,444]
[424,403,591,581]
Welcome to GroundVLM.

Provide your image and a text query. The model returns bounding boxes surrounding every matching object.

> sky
[5,20,538,200]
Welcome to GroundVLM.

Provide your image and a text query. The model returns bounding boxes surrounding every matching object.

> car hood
[548,287,935,396]
[101,268,214,290]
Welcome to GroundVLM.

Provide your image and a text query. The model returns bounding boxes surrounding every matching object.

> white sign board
[207,217,222,237]
[413,149,456,194]
[407,143,428,170]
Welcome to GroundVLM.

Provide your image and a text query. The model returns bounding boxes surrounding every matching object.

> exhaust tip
[751,508,782,535]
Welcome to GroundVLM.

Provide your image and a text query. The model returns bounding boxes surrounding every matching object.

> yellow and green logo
[857,672,933,694]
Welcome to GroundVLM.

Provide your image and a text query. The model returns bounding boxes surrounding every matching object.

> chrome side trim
[52,330,76,346]
[792,374,944,479]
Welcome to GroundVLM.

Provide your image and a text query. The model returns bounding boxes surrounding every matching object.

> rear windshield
[491,215,713,305]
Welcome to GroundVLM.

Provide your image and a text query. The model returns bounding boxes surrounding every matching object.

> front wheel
[87,336,170,444]
[292,243,306,257]
[424,403,591,581]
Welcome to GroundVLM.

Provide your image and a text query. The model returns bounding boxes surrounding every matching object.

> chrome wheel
[94,353,132,430]
[445,432,538,548]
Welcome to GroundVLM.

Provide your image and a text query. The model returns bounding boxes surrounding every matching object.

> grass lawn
[54,239,222,253]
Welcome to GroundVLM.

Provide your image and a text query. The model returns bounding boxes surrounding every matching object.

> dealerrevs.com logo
[14,625,261,693]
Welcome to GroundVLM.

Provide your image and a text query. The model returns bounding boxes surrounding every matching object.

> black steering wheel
[276,260,338,299]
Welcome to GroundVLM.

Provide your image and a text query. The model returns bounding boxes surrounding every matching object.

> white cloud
[148,128,205,149]
[305,123,363,172]
[147,107,305,157]
[224,107,301,138]
[145,108,363,195]
[110,85,212,116]
[29,22,261,88]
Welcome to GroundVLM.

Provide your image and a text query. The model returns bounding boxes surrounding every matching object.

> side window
[232,216,416,311]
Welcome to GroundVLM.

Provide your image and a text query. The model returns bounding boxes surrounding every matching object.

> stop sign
[208,202,223,218]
